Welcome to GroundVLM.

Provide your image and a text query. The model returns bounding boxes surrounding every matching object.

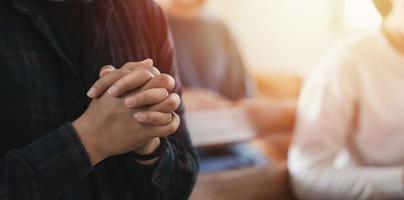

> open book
[185,106,255,148]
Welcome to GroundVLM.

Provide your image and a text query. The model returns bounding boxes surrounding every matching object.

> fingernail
[107,85,118,96]
[125,97,136,107]
[134,112,147,122]
[87,87,96,98]
[150,67,161,75]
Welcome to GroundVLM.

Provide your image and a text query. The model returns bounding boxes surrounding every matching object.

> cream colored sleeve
[288,50,404,200]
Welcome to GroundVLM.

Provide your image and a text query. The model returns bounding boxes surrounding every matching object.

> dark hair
[373,0,393,17]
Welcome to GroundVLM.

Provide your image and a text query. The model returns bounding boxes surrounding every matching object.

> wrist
[72,115,107,166]
[133,138,161,165]
[134,137,161,155]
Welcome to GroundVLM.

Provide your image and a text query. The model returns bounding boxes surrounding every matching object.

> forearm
[0,123,92,200]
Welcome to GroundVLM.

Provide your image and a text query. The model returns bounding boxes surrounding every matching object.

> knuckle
[113,79,126,89]
[115,68,131,79]
[105,71,127,87]
[168,114,180,133]
[161,89,169,97]
[93,79,107,90]
[151,89,168,99]
[135,93,146,104]
[135,112,155,123]
[122,62,136,69]
[123,69,132,77]
[138,69,154,79]
[168,125,176,134]
[141,66,160,77]
[142,91,153,101]
[143,113,151,122]
[91,81,101,90]
[143,66,154,71]
[159,74,172,83]
[119,68,129,78]
[166,97,179,110]
[172,93,181,102]
[156,113,171,125]
[159,74,175,88]
[139,91,154,103]
[145,71,155,79]
[137,69,148,75]
[115,70,136,87]
[116,70,145,90]
[164,113,173,123]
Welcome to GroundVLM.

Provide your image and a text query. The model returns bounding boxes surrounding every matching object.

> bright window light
[343,0,382,30]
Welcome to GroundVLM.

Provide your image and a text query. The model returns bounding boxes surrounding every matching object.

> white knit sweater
[289,31,404,199]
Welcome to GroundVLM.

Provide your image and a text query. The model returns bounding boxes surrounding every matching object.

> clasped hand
[73,59,180,165]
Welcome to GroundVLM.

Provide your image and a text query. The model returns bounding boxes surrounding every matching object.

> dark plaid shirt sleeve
[120,2,199,200]
[0,0,198,199]
[0,123,93,200]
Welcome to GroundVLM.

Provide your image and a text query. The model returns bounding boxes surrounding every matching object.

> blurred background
[205,0,380,74]
[156,0,384,199]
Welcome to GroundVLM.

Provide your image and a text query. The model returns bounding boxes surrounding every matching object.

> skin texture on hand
[73,60,181,166]
[96,62,179,164]
[73,92,179,165]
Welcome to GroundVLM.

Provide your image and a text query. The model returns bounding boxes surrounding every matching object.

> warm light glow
[203,0,384,73]
[343,0,382,30]
[156,0,385,73]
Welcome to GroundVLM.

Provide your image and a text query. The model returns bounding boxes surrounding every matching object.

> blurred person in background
[159,0,296,135]
[289,0,404,199]
[159,0,256,110]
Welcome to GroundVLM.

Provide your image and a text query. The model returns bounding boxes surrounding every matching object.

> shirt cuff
[123,139,175,190]
[123,137,198,191]
[20,122,93,199]
[150,140,175,190]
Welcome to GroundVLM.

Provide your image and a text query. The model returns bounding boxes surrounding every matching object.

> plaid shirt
[0,0,198,199]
